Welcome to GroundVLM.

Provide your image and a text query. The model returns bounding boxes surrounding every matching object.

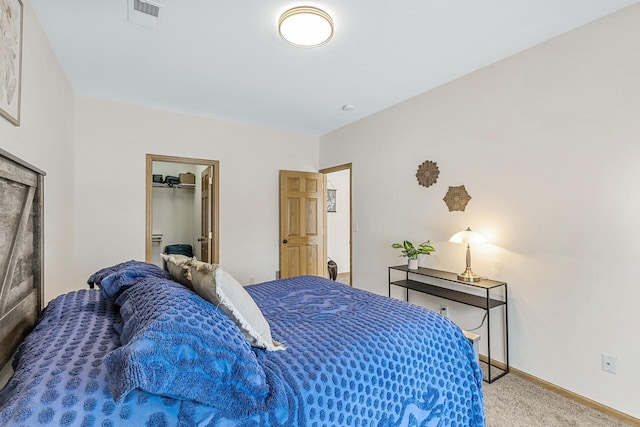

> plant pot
[408,258,418,270]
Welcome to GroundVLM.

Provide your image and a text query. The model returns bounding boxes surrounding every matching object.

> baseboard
[479,356,640,426]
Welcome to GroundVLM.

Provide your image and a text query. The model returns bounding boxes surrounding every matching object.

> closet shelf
[152,183,195,189]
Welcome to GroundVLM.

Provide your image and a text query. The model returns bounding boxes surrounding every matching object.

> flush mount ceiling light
[278,6,334,47]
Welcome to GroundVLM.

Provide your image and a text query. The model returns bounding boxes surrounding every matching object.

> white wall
[0,0,75,303]
[73,97,318,286]
[327,169,350,273]
[320,4,640,419]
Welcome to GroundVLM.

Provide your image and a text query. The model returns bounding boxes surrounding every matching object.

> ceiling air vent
[127,0,165,30]
[134,0,159,17]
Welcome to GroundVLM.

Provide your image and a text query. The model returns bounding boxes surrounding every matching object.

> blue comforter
[0,274,484,426]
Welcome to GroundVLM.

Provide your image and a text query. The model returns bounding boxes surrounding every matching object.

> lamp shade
[450,227,486,282]
[449,227,486,245]
[278,6,334,47]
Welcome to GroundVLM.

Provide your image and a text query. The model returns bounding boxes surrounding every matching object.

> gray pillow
[189,260,285,351]
[160,253,193,289]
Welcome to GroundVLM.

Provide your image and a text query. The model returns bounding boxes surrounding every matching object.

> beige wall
[0,0,75,303]
[4,0,639,418]
[73,97,318,287]
[320,4,640,419]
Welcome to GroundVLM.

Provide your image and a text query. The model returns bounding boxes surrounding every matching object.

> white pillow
[189,260,285,351]
[160,253,193,289]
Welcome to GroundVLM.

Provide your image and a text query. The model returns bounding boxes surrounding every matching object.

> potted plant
[391,240,436,269]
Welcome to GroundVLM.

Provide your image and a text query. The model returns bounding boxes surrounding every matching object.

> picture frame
[0,0,24,126]
[327,189,336,213]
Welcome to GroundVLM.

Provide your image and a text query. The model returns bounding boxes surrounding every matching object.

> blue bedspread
[0,274,484,426]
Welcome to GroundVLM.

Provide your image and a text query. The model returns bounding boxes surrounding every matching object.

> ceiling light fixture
[278,6,334,47]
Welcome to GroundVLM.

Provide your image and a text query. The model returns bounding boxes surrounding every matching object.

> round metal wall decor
[416,160,440,188]
[443,185,472,212]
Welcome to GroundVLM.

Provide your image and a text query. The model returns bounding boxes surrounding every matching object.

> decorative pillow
[160,253,193,289]
[87,259,138,288]
[87,260,171,301]
[105,278,269,416]
[189,260,285,351]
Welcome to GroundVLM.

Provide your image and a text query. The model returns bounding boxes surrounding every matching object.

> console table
[388,265,509,382]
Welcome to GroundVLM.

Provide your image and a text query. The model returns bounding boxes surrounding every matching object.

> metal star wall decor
[416,160,440,188]
[443,185,472,211]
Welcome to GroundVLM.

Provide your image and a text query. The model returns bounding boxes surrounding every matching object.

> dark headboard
[0,148,45,370]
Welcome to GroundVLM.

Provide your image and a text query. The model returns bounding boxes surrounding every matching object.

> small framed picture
[0,0,24,126]
[327,189,336,213]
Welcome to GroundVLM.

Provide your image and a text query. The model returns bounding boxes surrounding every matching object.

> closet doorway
[145,154,219,267]
[320,164,352,286]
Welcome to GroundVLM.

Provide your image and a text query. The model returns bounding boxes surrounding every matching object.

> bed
[0,151,485,427]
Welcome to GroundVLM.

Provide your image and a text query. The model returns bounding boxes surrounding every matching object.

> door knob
[198,238,206,242]
[282,239,288,244]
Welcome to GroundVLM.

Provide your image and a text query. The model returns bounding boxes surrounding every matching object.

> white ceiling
[31,0,638,136]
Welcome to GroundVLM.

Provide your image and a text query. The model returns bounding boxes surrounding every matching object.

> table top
[389,265,507,289]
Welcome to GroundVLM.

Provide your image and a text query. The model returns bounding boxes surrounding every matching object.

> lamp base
[457,267,482,282]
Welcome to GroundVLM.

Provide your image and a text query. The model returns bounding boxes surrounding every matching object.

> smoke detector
[128,0,166,30]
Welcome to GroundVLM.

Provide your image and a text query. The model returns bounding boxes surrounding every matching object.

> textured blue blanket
[105,278,270,416]
[0,272,484,426]
[87,260,171,301]
[247,276,485,426]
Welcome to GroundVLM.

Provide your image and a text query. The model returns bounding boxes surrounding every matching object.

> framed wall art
[327,189,337,212]
[0,0,24,126]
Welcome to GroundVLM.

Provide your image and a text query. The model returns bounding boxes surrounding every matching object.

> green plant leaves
[391,240,435,258]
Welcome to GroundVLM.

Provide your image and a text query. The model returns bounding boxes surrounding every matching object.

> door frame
[145,154,219,264]
[320,163,352,286]
[199,166,214,265]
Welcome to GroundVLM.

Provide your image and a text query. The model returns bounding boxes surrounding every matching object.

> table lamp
[449,227,487,282]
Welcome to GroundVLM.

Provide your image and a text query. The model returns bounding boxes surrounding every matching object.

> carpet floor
[336,272,350,286]
[483,373,635,426]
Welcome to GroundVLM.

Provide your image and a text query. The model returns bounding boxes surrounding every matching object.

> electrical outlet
[602,353,617,374]
[439,304,449,318]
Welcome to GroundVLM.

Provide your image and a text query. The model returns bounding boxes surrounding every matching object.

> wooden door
[279,171,326,278]
[200,166,214,263]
